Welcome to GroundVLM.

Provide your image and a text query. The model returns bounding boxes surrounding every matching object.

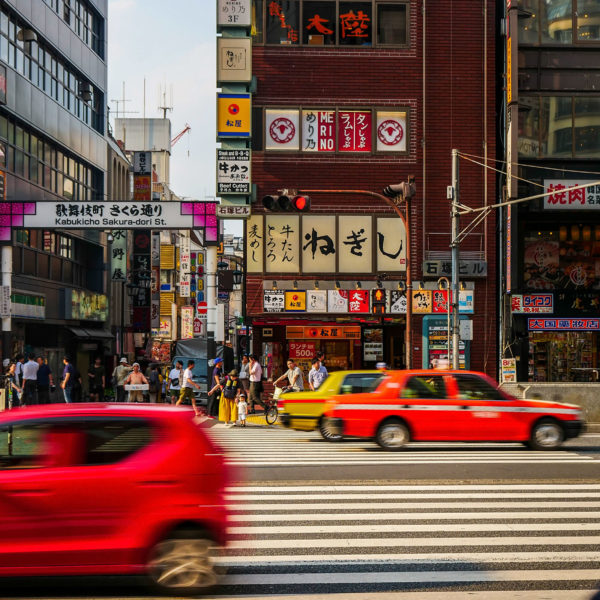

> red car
[322,370,585,450]
[0,404,230,595]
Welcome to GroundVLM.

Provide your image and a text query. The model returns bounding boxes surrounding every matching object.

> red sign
[289,341,317,359]
[338,111,372,152]
[432,290,452,314]
[197,301,207,315]
[193,318,202,334]
[303,110,335,152]
[348,290,369,313]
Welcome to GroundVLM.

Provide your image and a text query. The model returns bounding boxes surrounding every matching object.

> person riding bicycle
[274,359,304,393]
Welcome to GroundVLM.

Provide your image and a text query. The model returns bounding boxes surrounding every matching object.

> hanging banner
[179,232,191,298]
[181,306,194,339]
[110,230,127,281]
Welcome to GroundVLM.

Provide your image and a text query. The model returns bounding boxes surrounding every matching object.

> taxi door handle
[460,405,470,410]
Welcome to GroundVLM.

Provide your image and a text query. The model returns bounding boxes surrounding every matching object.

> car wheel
[528,419,564,451]
[376,420,410,450]
[146,530,221,595]
[319,418,343,442]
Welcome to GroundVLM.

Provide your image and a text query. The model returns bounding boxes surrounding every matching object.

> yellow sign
[412,290,432,314]
[160,245,175,270]
[286,326,361,340]
[217,93,251,138]
[285,291,306,312]
[507,36,512,104]
[160,292,174,316]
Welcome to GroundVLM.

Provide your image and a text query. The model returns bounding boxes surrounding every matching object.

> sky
[107,0,217,202]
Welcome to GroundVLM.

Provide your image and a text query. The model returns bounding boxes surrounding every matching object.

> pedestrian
[148,364,161,403]
[167,360,183,404]
[22,353,39,406]
[308,356,328,391]
[60,356,74,403]
[14,354,25,390]
[36,356,54,405]
[248,354,264,414]
[219,369,240,426]
[71,364,83,402]
[274,358,305,392]
[207,357,223,417]
[87,357,105,402]
[6,361,22,407]
[239,354,250,395]
[112,357,131,402]
[124,362,148,402]
[176,360,202,417]
[237,392,248,427]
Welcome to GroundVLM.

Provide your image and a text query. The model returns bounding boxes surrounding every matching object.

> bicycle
[264,394,279,425]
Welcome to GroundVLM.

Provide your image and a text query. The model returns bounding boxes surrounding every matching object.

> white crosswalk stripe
[206,423,596,466]
[209,483,600,598]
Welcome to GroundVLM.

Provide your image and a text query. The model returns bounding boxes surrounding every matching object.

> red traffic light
[293,195,310,211]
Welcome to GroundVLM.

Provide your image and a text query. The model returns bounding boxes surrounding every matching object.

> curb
[587,423,600,433]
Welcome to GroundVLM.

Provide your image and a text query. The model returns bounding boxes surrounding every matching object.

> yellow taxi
[277,370,385,440]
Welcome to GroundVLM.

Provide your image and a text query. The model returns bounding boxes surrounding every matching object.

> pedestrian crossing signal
[371,288,386,314]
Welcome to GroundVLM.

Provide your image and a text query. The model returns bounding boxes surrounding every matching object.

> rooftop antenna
[110,81,138,119]
[158,83,173,119]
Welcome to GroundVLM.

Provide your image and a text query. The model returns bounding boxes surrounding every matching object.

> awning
[67,327,114,340]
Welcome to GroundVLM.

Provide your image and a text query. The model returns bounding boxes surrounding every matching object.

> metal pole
[2,246,12,361]
[437,277,451,367]
[120,280,125,356]
[404,196,412,369]
[451,149,460,369]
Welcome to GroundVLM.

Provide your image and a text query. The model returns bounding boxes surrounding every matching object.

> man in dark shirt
[36,356,54,404]
[61,356,74,403]
[88,357,105,402]
[207,357,223,418]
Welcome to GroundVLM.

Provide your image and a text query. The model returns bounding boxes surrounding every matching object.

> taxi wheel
[528,419,565,451]
[376,420,410,451]
[146,529,222,596]
[319,418,343,442]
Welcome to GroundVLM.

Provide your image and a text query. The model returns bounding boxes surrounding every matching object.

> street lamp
[437,277,451,368]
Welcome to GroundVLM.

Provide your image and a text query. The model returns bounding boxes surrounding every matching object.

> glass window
[340,373,385,394]
[377,3,407,45]
[339,2,372,45]
[401,375,446,399]
[81,419,152,465]
[251,0,264,42]
[540,96,572,157]
[266,0,299,44]
[63,177,74,199]
[577,0,600,41]
[0,423,48,470]
[454,374,505,401]
[574,97,600,156]
[540,0,572,43]
[14,149,24,175]
[0,116,7,140]
[0,142,5,168]
[303,1,336,45]
[0,36,7,63]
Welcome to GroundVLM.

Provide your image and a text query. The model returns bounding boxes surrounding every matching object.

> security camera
[106,233,114,243]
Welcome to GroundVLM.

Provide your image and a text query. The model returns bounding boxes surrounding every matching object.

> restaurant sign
[544,180,600,210]
[528,318,600,331]
[511,293,553,314]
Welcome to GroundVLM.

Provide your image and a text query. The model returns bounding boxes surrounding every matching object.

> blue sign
[218,291,230,302]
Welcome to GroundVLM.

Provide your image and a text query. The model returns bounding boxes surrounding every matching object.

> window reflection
[577,0,600,41]
[574,97,600,156]
[540,97,572,157]
[541,0,572,44]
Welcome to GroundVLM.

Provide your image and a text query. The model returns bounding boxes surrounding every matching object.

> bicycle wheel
[265,405,278,425]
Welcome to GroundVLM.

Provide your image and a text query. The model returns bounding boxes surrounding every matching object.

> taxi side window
[454,375,505,401]
[341,374,385,394]
[0,423,48,470]
[401,376,446,399]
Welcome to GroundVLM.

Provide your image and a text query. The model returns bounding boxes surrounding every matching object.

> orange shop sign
[286,326,361,340]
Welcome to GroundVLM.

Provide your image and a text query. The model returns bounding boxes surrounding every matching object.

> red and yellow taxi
[321,370,585,450]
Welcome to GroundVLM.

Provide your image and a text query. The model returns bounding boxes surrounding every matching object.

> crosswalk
[208,483,600,598]
[206,423,597,466]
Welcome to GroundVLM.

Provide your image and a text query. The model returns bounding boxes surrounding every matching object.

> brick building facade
[245,0,497,379]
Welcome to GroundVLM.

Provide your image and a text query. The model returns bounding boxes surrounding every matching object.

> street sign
[193,318,202,335]
[217,149,251,195]
[216,205,251,219]
[197,301,208,315]
[0,285,10,317]
[218,291,230,302]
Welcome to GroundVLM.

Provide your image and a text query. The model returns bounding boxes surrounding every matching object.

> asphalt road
[1,426,599,600]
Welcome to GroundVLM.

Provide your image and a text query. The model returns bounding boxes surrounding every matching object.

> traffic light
[262,194,311,212]
[372,288,387,314]
[383,176,416,200]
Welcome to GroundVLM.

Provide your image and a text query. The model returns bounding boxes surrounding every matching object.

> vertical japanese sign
[302,215,336,273]
[376,218,406,272]
[246,215,263,273]
[339,216,372,273]
[179,231,191,298]
[265,215,300,273]
[110,230,127,282]
[217,0,251,27]
[265,109,300,150]
[217,149,251,194]
[217,93,251,138]
[133,151,152,202]
[338,110,372,153]
[132,230,152,332]
[302,110,335,152]
[180,306,194,339]
[217,37,252,83]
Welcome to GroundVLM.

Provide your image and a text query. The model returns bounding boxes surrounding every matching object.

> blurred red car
[0,404,230,595]
[322,370,585,450]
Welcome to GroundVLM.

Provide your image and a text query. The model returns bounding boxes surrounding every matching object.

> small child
[237,393,248,427]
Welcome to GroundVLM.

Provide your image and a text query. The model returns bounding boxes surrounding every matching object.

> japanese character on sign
[339,9,370,38]
[303,228,336,259]
[343,228,367,256]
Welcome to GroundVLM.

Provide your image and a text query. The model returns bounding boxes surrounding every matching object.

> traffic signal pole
[451,149,460,370]
[299,188,412,369]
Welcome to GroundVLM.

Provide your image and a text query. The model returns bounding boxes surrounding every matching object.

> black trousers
[249,381,264,411]
[207,392,219,416]
[23,380,37,405]
[37,384,50,405]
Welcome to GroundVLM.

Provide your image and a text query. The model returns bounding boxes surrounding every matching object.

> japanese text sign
[133,151,151,175]
[348,290,369,313]
[265,215,300,273]
[287,326,361,340]
[306,290,327,312]
[110,230,127,282]
[544,180,600,210]
[289,342,316,359]
[302,215,336,273]
[528,318,600,331]
[338,110,372,153]
[180,306,194,339]
[246,215,264,272]
[412,290,432,313]
[263,290,285,312]
[377,218,406,272]
[339,215,372,273]
[218,0,251,27]
[217,93,251,138]
[217,37,252,83]
[328,289,348,313]
[390,290,407,314]
[302,110,335,152]
[511,294,553,314]
[285,290,306,312]
[217,148,251,194]
[133,174,151,202]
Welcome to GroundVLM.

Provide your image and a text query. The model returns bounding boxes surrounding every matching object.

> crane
[171,123,191,147]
